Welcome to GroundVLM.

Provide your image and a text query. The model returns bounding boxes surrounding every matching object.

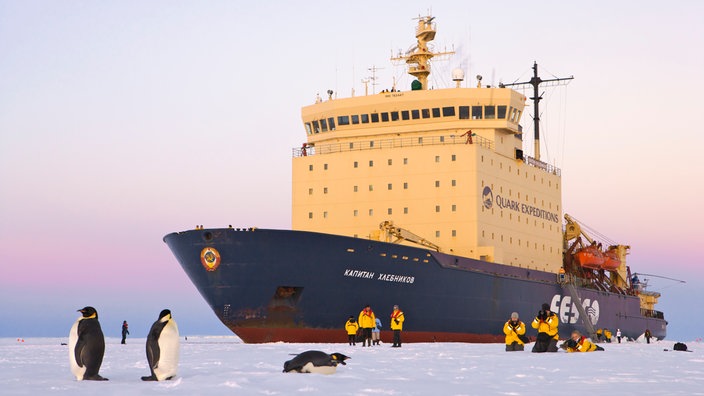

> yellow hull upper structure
[292,16,563,274]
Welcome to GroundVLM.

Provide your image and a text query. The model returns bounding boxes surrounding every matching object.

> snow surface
[0,336,702,395]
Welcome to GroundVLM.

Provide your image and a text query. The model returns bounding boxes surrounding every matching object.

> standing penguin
[68,306,108,381]
[141,309,179,381]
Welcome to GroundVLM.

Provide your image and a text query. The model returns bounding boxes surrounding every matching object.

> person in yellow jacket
[531,303,559,353]
[345,316,359,346]
[565,330,604,352]
[390,305,405,347]
[603,328,613,343]
[503,312,527,351]
[358,305,376,347]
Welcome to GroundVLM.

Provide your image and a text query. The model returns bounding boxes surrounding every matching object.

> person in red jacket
[358,305,376,347]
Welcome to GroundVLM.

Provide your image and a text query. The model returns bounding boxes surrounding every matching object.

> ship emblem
[200,247,221,271]
[482,186,493,209]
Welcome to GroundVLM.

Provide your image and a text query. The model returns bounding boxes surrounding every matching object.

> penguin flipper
[146,336,161,369]
[74,337,86,367]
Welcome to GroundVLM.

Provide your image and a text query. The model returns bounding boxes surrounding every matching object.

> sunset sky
[1,1,702,341]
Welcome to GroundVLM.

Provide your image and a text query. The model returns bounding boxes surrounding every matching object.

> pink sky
[1,1,702,339]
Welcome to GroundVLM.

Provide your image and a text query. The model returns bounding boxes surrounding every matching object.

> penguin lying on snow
[141,309,180,381]
[68,306,108,381]
[283,350,350,374]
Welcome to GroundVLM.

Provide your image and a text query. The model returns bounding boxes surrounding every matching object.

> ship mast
[391,15,454,90]
[500,62,573,161]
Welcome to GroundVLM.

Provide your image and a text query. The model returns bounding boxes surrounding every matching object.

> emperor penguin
[141,309,180,381]
[68,306,108,381]
[283,350,350,374]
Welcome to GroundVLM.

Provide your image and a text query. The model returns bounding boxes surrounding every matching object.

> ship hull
[164,228,666,343]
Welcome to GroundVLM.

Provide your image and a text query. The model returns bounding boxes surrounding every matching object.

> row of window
[307,182,555,210]
[305,154,557,188]
[308,154,456,171]
[305,104,522,134]
[308,180,458,195]
[308,205,457,219]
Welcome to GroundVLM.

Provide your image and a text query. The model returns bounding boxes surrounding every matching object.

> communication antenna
[367,65,384,94]
[500,62,573,161]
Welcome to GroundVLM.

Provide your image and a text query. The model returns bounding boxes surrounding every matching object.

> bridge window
[432,108,441,117]
[497,105,507,119]
[485,106,495,119]
[305,123,312,135]
[361,114,369,123]
[401,110,410,120]
[412,109,420,119]
[422,109,431,118]
[459,106,470,119]
[351,115,359,124]
[472,106,482,119]
[442,106,455,117]
[312,120,320,133]
[391,111,399,121]
[381,112,389,122]
[338,115,350,126]
[371,113,380,122]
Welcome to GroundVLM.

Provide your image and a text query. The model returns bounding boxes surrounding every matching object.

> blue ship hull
[163,228,666,343]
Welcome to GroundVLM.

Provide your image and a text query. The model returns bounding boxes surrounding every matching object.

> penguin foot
[84,374,109,381]
[141,375,158,381]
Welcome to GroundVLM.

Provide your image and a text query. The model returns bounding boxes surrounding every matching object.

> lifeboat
[601,248,621,271]
[574,245,604,269]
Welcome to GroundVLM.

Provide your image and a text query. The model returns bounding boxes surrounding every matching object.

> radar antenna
[390,15,454,90]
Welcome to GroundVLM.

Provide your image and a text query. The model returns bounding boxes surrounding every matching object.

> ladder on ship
[563,283,597,340]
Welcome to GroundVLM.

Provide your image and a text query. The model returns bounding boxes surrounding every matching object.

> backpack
[673,342,688,351]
